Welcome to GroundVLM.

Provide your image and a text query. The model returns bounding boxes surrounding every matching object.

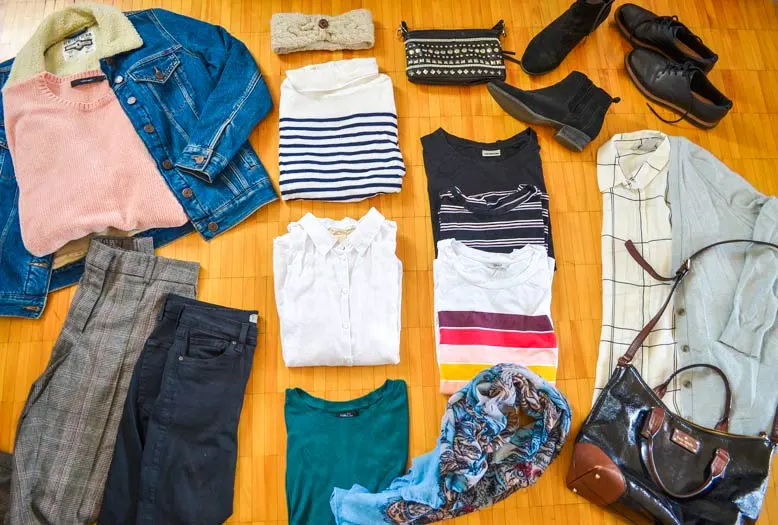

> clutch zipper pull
[502,50,521,66]
[397,21,409,40]
[492,20,507,38]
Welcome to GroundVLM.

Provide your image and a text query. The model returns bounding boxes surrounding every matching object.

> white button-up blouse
[273,208,402,367]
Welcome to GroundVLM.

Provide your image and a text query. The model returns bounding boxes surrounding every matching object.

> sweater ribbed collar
[6,2,142,87]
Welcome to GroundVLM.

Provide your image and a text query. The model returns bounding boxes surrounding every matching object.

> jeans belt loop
[157,292,171,321]
[175,304,185,328]
[238,323,250,348]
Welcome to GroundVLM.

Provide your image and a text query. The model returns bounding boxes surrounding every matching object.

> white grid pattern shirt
[594,131,680,408]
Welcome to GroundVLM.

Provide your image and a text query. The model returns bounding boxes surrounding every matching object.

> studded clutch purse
[398,20,516,85]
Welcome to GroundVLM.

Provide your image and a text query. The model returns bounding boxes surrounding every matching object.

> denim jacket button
[207,222,219,232]
[114,75,124,84]
[318,18,329,29]
[127,96,137,105]
[143,124,155,133]
[182,188,194,198]
[192,154,205,163]
[162,159,173,170]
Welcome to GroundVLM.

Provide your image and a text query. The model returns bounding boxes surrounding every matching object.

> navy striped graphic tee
[437,185,550,253]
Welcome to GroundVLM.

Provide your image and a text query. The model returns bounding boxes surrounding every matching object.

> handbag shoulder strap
[617,238,778,441]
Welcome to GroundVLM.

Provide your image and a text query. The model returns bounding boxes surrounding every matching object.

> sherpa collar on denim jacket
[7,3,142,86]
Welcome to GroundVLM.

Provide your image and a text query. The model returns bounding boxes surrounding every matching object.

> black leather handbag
[398,20,518,85]
[567,239,778,525]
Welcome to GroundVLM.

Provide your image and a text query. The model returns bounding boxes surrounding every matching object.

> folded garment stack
[278,58,405,202]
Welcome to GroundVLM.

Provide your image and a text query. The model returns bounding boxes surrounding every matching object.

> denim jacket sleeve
[151,9,273,183]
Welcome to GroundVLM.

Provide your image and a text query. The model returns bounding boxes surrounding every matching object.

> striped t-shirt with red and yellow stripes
[434,239,557,394]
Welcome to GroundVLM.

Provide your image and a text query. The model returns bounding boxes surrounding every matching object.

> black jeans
[99,294,258,524]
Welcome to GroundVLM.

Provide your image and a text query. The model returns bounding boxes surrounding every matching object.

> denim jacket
[0,7,277,318]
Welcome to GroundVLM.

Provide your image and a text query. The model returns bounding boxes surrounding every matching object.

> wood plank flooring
[0,0,777,523]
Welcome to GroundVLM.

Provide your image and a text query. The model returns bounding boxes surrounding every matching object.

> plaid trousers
[7,238,199,524]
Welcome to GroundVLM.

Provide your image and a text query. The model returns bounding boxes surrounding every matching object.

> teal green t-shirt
[284,379,409,525]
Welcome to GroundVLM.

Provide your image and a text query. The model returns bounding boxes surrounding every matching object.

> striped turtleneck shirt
[278,58,405,202]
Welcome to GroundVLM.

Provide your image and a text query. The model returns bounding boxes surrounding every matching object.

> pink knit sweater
[3,70,188,257]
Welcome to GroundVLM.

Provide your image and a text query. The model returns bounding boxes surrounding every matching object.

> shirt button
[342,323,349,330]
[162,159,174,170]
[682,345,690,353]
[114,75,124,84]
[127,96,137,105]
[143,124,155,133]
[178,356,184,361]
[341,289,348,296]
[182,188,194,198]
[677,307,686,316]
[208,222,219,232]
[683,380,692,388]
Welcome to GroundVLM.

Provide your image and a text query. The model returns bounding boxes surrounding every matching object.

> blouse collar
[597,131,670,192]
[297,207,387,256]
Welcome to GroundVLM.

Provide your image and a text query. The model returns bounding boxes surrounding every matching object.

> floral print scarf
[330,364,572,524]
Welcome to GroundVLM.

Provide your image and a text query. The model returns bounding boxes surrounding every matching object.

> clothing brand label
[249,314,258,324]
[336,410,359,418]
[671,428,701,454]
[328,226,356,244]
[481,149,501,157]
[71,75,107,88]
[62,28,96,62]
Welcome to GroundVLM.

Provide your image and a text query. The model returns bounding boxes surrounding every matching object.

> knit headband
[270,9,374,55]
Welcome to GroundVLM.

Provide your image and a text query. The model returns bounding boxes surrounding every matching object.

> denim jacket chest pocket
[128,50,200,121]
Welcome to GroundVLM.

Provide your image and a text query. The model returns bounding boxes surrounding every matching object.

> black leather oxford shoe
[616,4,717,72]
[625,48,732,128]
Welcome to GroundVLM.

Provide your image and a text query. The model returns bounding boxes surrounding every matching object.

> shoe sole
[614,6,712,73]
[487,82,592,152]
[623,54,720,129]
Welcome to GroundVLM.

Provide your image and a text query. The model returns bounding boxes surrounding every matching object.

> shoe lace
[635,15,704,44]
[646,61,703,124]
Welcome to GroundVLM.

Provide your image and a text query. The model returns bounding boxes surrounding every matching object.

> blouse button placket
[336,249,353,364]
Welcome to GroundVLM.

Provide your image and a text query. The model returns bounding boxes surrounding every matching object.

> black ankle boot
[521,0,614,75]
[487,72,619,151]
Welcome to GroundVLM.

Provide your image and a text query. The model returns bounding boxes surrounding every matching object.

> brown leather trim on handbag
[566,442,626,506]
[640,407,731,499]
[619,238,778,442]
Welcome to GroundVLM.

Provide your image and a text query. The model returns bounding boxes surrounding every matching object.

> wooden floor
[1,0,778,523]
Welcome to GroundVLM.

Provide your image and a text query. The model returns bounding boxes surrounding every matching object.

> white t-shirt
[273,207,402,366]
[433,239,557,394]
